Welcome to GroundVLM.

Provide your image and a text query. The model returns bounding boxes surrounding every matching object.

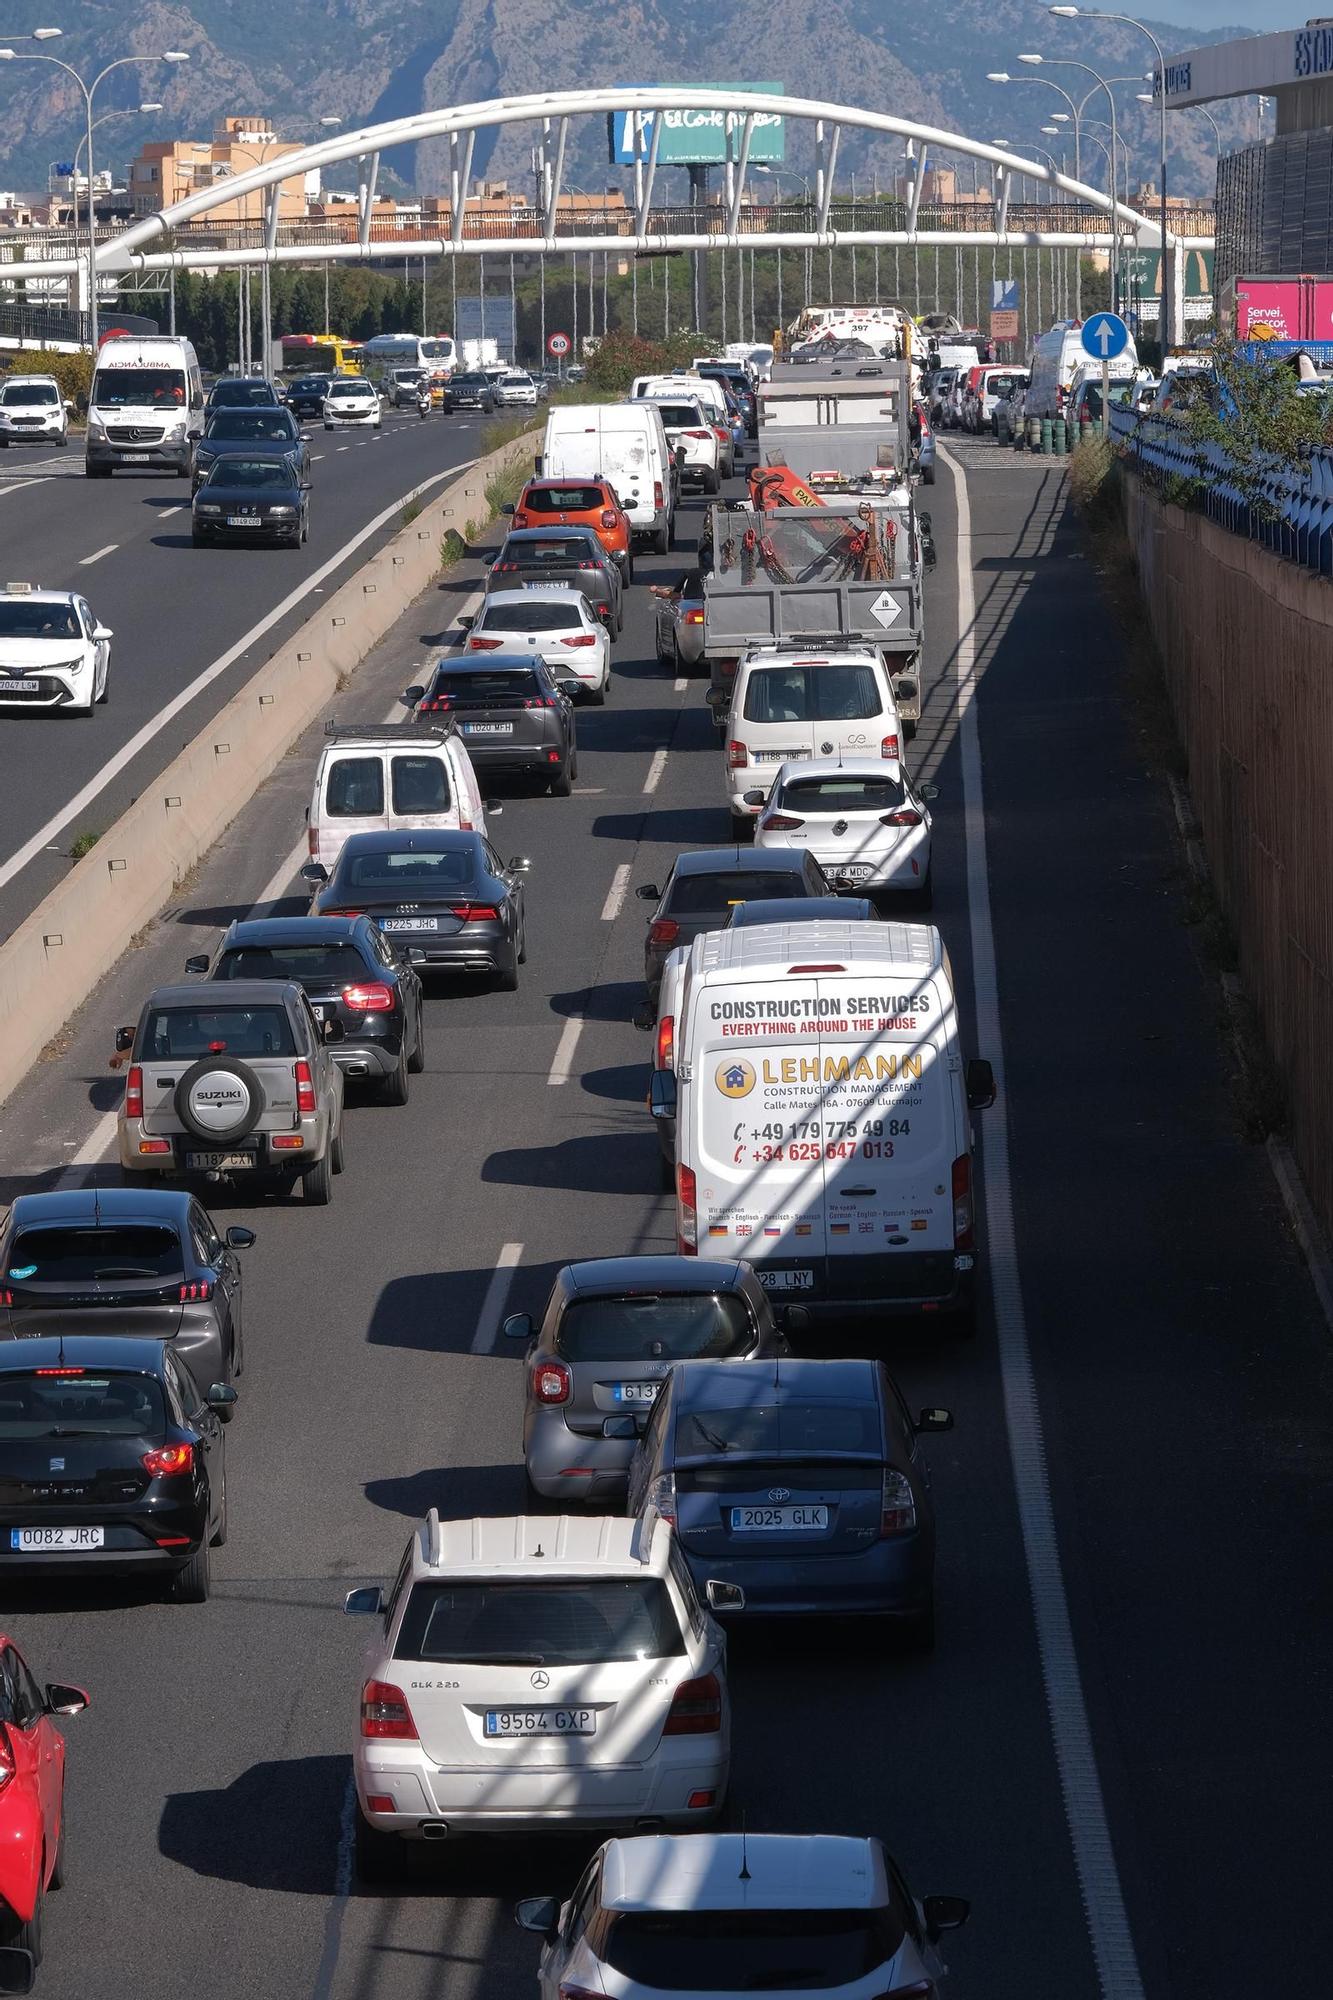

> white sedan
[323,378,382,429]
[0,584,111,716]
[465,584,611,703]
[748,756,936,905]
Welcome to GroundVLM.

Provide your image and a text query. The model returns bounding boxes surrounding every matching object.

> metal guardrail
[1110,407,1333,576]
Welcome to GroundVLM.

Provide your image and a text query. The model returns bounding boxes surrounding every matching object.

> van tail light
[656,1014,675,1070]
[125,1065,144,1120]
[663,1671,722,1735]
[952,1154,974,1250]
[447,904,500,921]
[468,636,504,651]
[881,733,900,761]
[880,1468,918,1537]
[295,1059,317,1115]
[712,425,729,443]
[341,982,394,1012]
[880,808,923,828]
[685,609,704,626]
[530,1359,571,1405]
[727,740,748,769]
[654,480,664,506]
[308,825,319,859]
[677,1163,698,1254]
[361,1680,418,1741]
[178,1280,214,1303]
[648,917,679,948]
[761,812,804,831]
[561,634,597,648]
[645,1471,677,1526]
[599,509,618,528]
[142,1442,195,1479]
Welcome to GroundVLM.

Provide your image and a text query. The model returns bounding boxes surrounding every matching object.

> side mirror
[741,789,766,807]
[44,1682,89,1718]
[344,1585,384,1616]
[322,1016,345,1043]
[0,1946,35,1993]
[484,799,504,816]
[114,1025,135,1054]
[555,678,583,697]
[602,1415,638,1440]
[514,1896,561,1940]
[507,856,532,873]
[301,861,328,885]
[205,1383,238,1423]
[916,1406,954,1434]
[500,502,515,515]
[405,947,427,966]
[501,1311,534,1341]
[704,687,729,712]
[92,624,113,642]
[784,1305,812,1334]
[635,883,661,902]
[918,782,940,802]
[649,1070,678,1122]
[225,1226,257,1250]
[966,1059,996,1111]
[184,953,210,976]
[402,685,425,705]
[631,1002,655,1032]
[705,1579,745,1613]
[458,612,475,631]
[923,1894,971,1940]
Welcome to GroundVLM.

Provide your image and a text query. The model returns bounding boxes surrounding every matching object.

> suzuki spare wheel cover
[174,1057,264,1146]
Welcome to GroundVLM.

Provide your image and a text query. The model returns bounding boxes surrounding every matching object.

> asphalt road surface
[0,432,1329,2000]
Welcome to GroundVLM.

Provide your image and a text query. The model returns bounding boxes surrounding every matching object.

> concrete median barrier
[0,428,538,1114]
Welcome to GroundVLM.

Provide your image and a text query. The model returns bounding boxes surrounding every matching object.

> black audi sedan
[192,456,309,547]
[190,407,311,493]
[0,1335,235,1602]
[187,914,425,1105]
[0,1188,253,1392]
[404,654,580,796]
[304,830,530,990]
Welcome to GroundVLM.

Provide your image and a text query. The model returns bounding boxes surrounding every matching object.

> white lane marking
[547,1015,584,1087]
[643,747,668,796]
[157,506,182,519]
[674,676,688,693]
[336,446,349,453]
[311,454,325,460]
[0,478,53,499]
[0,459,478,896]
[56,1109,120,1187]
[308,1777,357,2000]
[79,544,117,566]
[252,834,311,915]
[470,1242,523,1354]
[946,448,1146,2000]
[600,862,631,922]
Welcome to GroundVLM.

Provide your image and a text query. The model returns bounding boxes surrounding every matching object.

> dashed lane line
[79,544,117,566]
[600,862,631,923]
[643,747,668,795]
[469,1242,524,1353]
[547,1016,584,1087]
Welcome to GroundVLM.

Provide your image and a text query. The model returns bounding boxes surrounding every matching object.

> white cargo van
[85,334,204,478]
[306,721,493,873]
[724,648,903,834]
[1026,321,1139,419]
[650,923,994,1327]
[539,404,675,552]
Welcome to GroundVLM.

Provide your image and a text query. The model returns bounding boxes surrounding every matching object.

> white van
[649,922,995,1327]
[306,722,492,873]
[724,648,903,835]
[540,404,675,552]
[85,334,204,478]
[1026,321,1139,419]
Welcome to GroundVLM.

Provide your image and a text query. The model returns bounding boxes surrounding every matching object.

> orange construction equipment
[747,464,826,510]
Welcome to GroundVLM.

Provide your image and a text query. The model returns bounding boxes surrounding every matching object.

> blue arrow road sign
[1081,311,1130,361]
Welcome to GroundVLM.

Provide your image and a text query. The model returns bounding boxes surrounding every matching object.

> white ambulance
[650,922,994,1329]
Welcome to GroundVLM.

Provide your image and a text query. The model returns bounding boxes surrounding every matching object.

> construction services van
[650,922,994,1328]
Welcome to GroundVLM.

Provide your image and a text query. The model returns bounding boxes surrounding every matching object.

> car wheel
[704,468,721,494]
[653,524,670,554]
[921,463,936,485]
[622,553,634,586]
[407,1016,426,1073]
[75,694,95,718]
[1,1883,42,1967]
[210,1465,228,1548]
[169,1543,211,1604]
[86,461,111,478]
[56,433,68,449]
[301,1152,333,1205]
[548,763,572,798]
[97,667,109,704]
[354,1811,402,1888]
[587,679,606,706]
[331,1119,346,1172]
[191,531,206,547]
[497,953,519,993]
[658,1147,675,1192]
[381,1043,410,1106]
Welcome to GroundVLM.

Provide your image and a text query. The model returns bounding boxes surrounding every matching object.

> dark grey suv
[404,654,581,796]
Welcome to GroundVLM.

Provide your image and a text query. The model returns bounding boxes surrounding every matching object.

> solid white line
[470,1242,523,1354]
[0,459,478,898]
[308,1777,356,2000]
[56,1109,120,1186]
[252,834,312,915]
[0,478,53,499]
[946,447,1146,2000]
[79,543,117,566]
[643,747,668,796]
[600,862,631,923]
[547,1015,584,1087]
[157,506,182,519]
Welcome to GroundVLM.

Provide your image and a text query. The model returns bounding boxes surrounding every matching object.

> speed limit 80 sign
[546,331,571,358]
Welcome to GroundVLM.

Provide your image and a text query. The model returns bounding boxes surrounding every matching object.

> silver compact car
[508,1256,785,1503]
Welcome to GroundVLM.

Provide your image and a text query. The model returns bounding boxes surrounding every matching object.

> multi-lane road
[0,427,1330,2000]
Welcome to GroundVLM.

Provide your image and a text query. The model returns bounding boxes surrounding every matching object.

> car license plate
[120,452,151,462]
[612,1381,661,1405]
[185,1148,257,1172]
[751,749,802,764]
[227,515,257,526]
[462,722,513,736]
[756,1268,815,1292]
[380,917,437,933]
[484,1708,595,1737]
[10,1526,105,1552]
[835,864,875,881]
[730,1504,829,1533]
[0,680,39,694]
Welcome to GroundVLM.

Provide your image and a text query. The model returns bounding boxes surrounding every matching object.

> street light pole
[987,71,1083,181]
[1014,52,1125,310]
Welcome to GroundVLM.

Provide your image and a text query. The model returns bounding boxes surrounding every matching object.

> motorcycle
[416,386,431,419]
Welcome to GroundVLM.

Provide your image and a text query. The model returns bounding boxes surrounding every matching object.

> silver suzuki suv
[115,980,346,1204]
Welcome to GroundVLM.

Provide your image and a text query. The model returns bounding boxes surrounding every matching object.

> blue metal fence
[1110,407,1333,577]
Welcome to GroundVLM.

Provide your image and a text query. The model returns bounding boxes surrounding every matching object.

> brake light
[712,425,729,442]
[952,1154,974,1250]
[178,1281,214,1303]
[126,1065,144,1120]
[645,1471,676,1525]
[0,1290,12,1308]
[599,509,618,529]
[761,812,804,831]
[521,696,556,709]
[468,636,504,651]
[677,1163,698,1254]
[685,609,704,625]
[560,634,597,648]
[880,1467,918,1537]
[341,982,394,1012]
[492,561,521,573]
[653,480,664,506]
[308,825,319,859]
[360,1679,418,1741]
[35,1367,85,1376]
[512,511,529,528]
[531,1360,571,1405]
[880,808,923,827]
[576,560,600,571]
[325,908,365,919]
[420,695,452,712]
[881,733,900,760]
[684,428,712,440]
[663,1671,722,1736]
[656,1013,675,1070]
[447,904,500,921]
[727,740,748,769]
[787,963,846,973]
[295,1059,317,1115]
[648,917,679,948]
[142,1442,195,1478]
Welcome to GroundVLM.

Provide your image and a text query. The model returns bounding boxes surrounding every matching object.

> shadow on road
[159,1754,347,1893]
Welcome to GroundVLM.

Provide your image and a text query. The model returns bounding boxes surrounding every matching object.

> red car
[0,1638,87,1984]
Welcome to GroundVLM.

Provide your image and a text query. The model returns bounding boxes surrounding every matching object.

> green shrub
[2,349,93,411]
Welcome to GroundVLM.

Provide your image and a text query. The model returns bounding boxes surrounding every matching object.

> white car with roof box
[344,1508,736,1874]
[648,923,995,1330]
[0,582,111,715]
[540,403,676,552]
[306,720,492,874]
[747,757,936,906]
[723,649,903,835]
[515,1830,970,2000]
[464,584,611,703]
[0,373,70,448]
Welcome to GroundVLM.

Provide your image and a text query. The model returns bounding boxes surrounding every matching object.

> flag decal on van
[708,1225,729,1237]
[830,1223,851,1236]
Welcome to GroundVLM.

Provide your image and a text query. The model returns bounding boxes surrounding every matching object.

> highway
[0,429,1330,2000]
[0,410,501,943]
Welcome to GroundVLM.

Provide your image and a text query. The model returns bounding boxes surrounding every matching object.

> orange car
[504,478,633,582]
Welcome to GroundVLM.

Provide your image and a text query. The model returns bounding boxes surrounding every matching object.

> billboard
[455,295,516,354]
[609,87,786,166]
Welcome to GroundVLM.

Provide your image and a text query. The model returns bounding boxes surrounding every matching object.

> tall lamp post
[1012,52,1125,309]
[987,71,1083,180]
[0,41,190,344]
[754,163,816,324]
[230,118,342,374]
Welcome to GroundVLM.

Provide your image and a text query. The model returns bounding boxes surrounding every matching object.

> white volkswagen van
[723,649,903,835]
[306,722,493,873]
[650,922,994,1329]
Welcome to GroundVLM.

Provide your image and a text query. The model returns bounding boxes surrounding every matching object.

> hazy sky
[1149,1,1310,27]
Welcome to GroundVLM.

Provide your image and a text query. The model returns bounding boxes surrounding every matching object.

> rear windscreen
[477,601,582,634]
[557,1293,754,1362]
[779,775,905,813]
[0,1371,167,1441]
[500,537,590,564]
[654,405,704,428]
[667,871,807,916]
[743,665,883,725]
[430,669,542,703]
[395,1579,684,1664]
[215,943,369,984]
[525,486,603,512]
[676,1402,881,1459]
[8,1226,183,1283]
[325,758,385,818]
[602,1909,904,1990]
[340,848,479,892]
[141,1006,296,1059]
[390,755,451,815]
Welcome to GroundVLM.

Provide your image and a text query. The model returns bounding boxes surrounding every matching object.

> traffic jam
[0,323,992,1999]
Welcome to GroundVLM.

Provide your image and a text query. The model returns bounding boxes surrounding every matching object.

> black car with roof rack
[403,653,580,797]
